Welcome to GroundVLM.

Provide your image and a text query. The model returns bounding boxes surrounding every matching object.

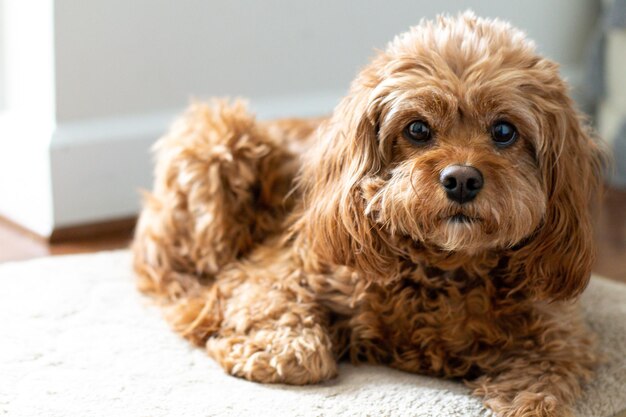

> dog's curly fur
[133,13,606,417]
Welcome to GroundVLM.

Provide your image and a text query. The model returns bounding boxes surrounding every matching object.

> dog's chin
[427,215,497,254]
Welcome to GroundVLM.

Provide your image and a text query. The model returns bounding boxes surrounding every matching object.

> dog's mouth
[446,213,481,224]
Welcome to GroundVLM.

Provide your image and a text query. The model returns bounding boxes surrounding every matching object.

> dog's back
[132,100,322,296]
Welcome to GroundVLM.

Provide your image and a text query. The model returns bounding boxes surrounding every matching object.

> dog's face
[361,52,546,254]
[299,13,604,300]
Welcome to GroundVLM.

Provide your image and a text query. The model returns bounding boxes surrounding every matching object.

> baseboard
[50,216,137,243]
[0,212,136,244]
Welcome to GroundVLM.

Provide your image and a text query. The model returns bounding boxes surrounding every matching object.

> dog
[133,12,605,417]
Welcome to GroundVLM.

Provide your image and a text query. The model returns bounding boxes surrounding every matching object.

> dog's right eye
[403,121,432,144]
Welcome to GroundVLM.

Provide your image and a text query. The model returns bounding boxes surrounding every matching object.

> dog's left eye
[403,121,432,144]
[491,121,517,147]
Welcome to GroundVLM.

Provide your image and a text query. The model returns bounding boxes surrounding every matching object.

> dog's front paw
[207,325,338,385]
[484,392,573,417]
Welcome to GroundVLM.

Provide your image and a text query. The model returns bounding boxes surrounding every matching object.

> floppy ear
[509,75,605,301]
[293,68,399,278]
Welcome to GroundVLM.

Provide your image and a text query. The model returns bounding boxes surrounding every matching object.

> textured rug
[0,251,625,417]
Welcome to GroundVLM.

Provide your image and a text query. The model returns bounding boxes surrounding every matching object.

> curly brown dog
[133,12,605,417]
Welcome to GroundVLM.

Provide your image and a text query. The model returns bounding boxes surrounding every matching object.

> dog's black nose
[440,165,484,204]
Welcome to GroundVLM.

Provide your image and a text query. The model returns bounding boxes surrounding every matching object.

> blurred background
[0,0,624,280]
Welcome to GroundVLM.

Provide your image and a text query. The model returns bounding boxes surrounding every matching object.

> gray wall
[52,0,598,122]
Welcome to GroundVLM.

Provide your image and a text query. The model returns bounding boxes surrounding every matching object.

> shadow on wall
[584,0,626,188]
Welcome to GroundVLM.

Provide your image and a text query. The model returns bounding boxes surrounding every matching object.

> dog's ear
[294,67,399,278]
[509,66,606,301]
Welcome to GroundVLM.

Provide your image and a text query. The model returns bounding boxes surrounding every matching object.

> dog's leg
[207,313,337,385]
[204,248,338,385]
[132,100,298,299]
[469,317,598,417]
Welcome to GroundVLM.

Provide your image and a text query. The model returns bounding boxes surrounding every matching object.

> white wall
[0,0,5,111]
[0,0,600,234]
[0,0,56,236]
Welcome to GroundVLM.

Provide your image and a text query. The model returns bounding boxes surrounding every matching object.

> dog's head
[297,12,604,300]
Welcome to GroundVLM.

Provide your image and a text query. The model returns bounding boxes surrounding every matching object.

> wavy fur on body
[133,13,605,417]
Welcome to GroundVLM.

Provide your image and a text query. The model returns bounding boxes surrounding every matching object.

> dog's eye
[403,121,432,144]
[491,121,517,147]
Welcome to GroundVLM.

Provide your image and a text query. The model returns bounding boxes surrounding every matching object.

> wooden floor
[1,187,625,283]
[593,186,626,283]
[0,218,133,262]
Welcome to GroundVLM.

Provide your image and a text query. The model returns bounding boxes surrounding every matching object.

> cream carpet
[0,251,625,417]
